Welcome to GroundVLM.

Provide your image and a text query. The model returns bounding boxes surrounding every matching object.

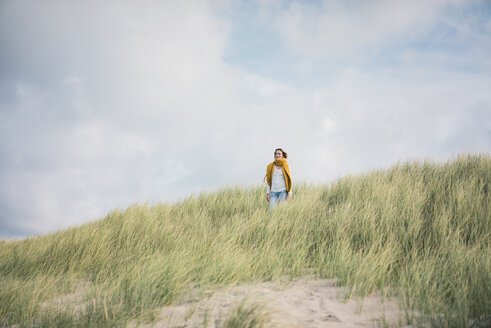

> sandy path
[144,278,411,328]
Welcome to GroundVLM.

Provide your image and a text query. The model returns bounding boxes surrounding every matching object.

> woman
[265,148,292,211]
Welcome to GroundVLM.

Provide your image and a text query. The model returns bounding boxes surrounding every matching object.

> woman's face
[274,150,283,159]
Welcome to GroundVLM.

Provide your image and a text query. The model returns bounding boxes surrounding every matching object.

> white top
[266,166,292,195]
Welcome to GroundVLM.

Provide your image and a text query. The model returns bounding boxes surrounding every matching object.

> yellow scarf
[265,158,292,192]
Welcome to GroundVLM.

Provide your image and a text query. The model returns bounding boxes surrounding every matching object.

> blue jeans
[270,190,287,211]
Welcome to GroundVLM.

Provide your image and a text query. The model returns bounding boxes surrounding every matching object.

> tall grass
[0,153,489,327]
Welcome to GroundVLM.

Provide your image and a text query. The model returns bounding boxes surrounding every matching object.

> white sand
[144,278,412,328]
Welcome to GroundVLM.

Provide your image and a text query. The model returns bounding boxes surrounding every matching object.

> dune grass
[223,300,269,328]
[0,153,489,327]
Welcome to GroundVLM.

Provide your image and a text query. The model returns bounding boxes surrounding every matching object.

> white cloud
[272,0,469,58]
[0,0,242,237]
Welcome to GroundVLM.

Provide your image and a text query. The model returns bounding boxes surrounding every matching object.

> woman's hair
[274,148,288,159]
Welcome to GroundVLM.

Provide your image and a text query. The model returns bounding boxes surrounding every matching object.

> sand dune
[143,277,411,328]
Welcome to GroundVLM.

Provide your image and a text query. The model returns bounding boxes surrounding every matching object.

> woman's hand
[287,194,292,201]
[266,193,271,202]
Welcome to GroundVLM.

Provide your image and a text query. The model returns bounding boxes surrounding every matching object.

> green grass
[0,153,489,327]
[223,300,268,328]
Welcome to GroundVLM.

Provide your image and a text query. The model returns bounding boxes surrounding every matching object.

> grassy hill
[0,153,490,327]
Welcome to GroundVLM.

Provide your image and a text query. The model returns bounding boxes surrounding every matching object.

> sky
[0,0,490,239]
